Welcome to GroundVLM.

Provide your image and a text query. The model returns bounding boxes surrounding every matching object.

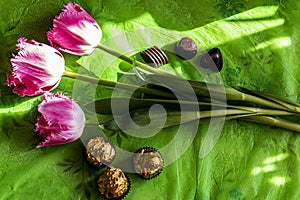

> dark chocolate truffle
[133,147,164,179]
[199,47,223,72]
[140,46,169,68]
[97,167,130,200]
[85,136,116,168]
[175,37,197,60]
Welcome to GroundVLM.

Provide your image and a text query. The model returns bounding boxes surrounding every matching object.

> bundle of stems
[64,44,300,132]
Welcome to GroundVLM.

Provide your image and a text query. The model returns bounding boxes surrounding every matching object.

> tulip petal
[6,37,65,96]
[35,93,85,148]
[47,2,102,56]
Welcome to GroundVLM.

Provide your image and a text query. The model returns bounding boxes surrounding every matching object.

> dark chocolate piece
[199,47,223,72]
[140,46,169,67]
[175,37,197,60]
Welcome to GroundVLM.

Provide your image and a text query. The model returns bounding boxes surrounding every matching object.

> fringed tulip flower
[6,37,65,96]
[35,93,85,148]
[47,2,102,56]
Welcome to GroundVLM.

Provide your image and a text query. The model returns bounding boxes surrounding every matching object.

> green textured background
[1,0,300,199]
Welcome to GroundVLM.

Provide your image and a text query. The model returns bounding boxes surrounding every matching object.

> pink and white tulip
[47,2,102,56]
[35,92,85,148]
[6,37,65,96]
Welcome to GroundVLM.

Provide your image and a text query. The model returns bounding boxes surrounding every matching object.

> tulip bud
[35,92,85,148]
[47,2,102,56]
[6,37,65,96]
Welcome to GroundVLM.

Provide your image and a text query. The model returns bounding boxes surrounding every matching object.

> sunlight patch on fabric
[0,97,40,114]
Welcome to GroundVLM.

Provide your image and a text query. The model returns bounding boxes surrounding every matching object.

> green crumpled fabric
[1,0,300,199]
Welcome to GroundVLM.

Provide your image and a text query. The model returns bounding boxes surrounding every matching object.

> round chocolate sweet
[133,147,164,179]
[85,136,115,168]
[175,37,197,60]
[140,46,169,68]
[97,167,130,200]
[199,47,223,72]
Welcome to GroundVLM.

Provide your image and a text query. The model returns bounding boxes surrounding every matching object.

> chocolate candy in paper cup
[97,167,130,200]
[84,136,116,168]
[133,147,164,179]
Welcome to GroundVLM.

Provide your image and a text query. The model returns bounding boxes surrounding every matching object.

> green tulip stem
[62,71,175,99]
[84,120,100,125]
[96,43,173,77]
[242,115,300,132]
[233,92,293,112]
